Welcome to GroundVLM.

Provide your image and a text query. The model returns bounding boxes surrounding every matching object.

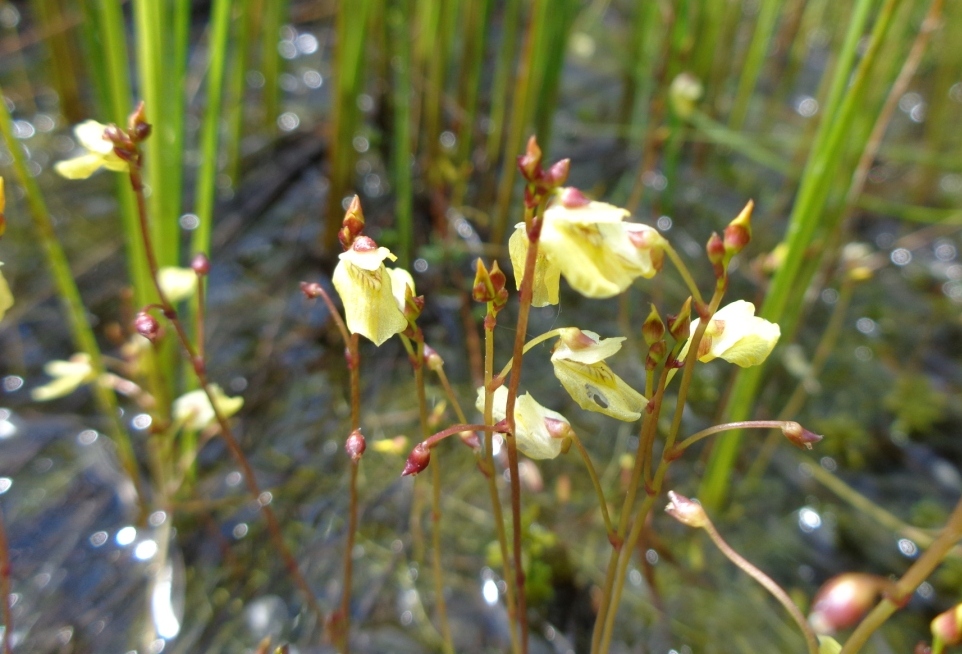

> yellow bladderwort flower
[680,300,781,367]
[476,386,574,460]
[54,120,130,179]
[509,187,666,306]
[551,328,647,421]
[172,384,244,431]
[331,236,409,346]
[31,354,97,401]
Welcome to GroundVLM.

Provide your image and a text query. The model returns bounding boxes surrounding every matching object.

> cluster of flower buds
[104,102,151,166]
[473,259,509,313]
[338,195,366,251]
[643,305,667,370]
[517,136,570,210]
[707,200,754,280]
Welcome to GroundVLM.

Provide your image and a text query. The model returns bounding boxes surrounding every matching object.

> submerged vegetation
[0,0,961,652]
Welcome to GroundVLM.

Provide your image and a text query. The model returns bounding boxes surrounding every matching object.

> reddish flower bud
[423,344,444,372]
[402,443,431,476]
[345,429,366,462]
[351,235,377,252]
[544,158,571,188]
[473,258,496,303]
[931,603,962,649]
[559,186,592,208]
[781,421,823,450]
[665,490,708,528]
[723,200,754,256]
[300,281,323,299]
[489,261,507,292]
[646,340,667,371]
[517,135,543,182]
[191,252,211,277]
[642,304,665,345]
[127,101,151,142]
[667,297,692,342]
[706,231,726,278]
[808,573,891,634]
[338,195,366,251]
[134,311,160,342]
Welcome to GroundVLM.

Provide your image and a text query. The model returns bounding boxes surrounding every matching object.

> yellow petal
[388,267,415,312]
[475,386,569,460]
[54,153,107,180]
[32,354,94,401]
[551,359,647,421]
[554,329,624,364]
[332,260,407,345]
[683,300,781,368]
[339,246,396,271]
[173,384,243,431]
[544,195,629,225]
[73,120,113,154]
[509,225,560,307]
[541,220,630,298]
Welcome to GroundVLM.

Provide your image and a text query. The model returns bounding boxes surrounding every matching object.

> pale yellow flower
[331,237,409,346]
[509,189,666,305]
[681,300,780,367]
[31,354,96,401]
[158,267,197,303]
[0,262,11,322]
[54,120,129,179]
[551,328,647,421]
[476,386,573,460]
[172,385,243,431]
[389,267,415,312]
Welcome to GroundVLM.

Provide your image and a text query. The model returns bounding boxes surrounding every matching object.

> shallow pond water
[1,2,962,653]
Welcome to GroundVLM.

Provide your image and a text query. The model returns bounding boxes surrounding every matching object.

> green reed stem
[324,0,374,251]
[492,0,545,244]
[225,0,252,185]
[452,0,491,206]
[0,88,145,506]
[531,0,578,145]
[90,0,153,308]
[728,0,781,131]
[260,0,287,131]
[484,0,523,170]
[687,109,796,176]
[32,0,82,121]
[700,0,900,511]
[192,0,233,259]
[388,0,413,267]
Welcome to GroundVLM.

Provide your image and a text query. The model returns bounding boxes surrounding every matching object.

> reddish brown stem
[126,149,325,629]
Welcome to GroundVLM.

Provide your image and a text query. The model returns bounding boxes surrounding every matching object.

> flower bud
[191,252,211,277]
[931,603,962,649]
[667,297,692,342]
[401,442,431,476]
[559,186,591,208]
[473,258,496,303]
[642,304,665,345]
[127,101,151,142]
[808,573,891,634]
[338,195,366,251]
[665,490,708,528]
[723,200,754,256]
[646,340,667,370]
[134,311,160,342]
[345,429,366,462]
[517,135,543,182]
[781,421,823,450]
[544,158,571,188]
[706,231,726,278]
[300,281,323,299]
[424,344,444,372]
